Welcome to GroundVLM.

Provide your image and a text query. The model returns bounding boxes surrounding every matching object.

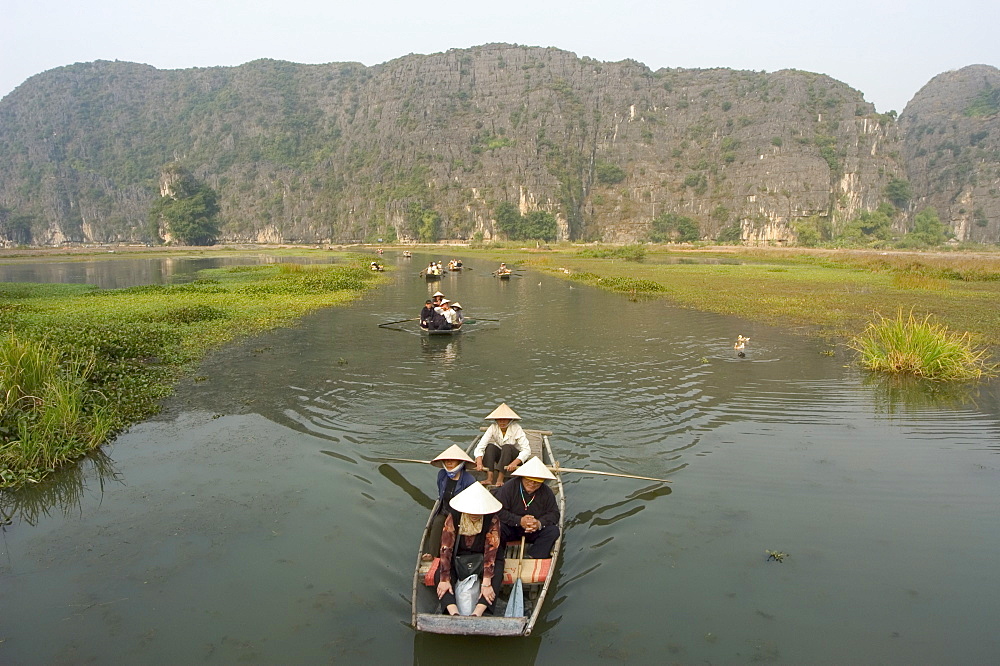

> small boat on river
[412,429,564,636]
[420,322,463,336]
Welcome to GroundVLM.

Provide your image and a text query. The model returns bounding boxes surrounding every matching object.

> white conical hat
[451,302,462,309]
[433,291,444,297]
[512,456,556,480]
[430,444,474,467]
[485,403,521,420]
[449,482,502,515]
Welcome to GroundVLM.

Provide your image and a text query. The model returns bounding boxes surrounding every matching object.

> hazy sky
[2,0,997,113]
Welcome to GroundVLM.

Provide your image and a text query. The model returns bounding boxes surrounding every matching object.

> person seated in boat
[427,302,452,331]
[437,300,459,328]
[447,259,458,271]
[370,261,384,271]
[427,262,441,276]
[432,291,445,307]
[473,403,531,486]
[496,456,561,559]
[455,259,463,268]
[423,444,477,562]
[435,482,505,617]
[451,302,464,326]
[419,300,435,329]
[497,262,509,274]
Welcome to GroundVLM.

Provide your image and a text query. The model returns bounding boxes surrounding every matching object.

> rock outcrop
[0,44,969,245]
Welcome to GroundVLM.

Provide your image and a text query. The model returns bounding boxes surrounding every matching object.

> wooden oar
[553,465,671,483]
[376,457,670,482]
[378,317,419,328]
[504,536,526,617]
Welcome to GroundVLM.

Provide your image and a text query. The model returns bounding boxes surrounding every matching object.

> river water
[2,252,999,664]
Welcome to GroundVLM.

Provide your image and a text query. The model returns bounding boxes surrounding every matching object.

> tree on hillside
[900,207,947,247]
[494,202,522,239]
[148,164,220,245]
[647,212,700,243]
[884,178,912,210]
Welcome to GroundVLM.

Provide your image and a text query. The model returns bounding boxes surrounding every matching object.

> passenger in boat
[497,262,508,274]
[436,482,505,616]
[423,445,477,562]
[419,300,435,329]
[451,302,464,326]
[473,403,531,487]
[427,302,452,330]
[437,300,459,328]
[496,457,561,559]
[432,291,445,307]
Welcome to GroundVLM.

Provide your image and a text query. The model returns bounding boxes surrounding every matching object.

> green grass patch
[849,310,995,381]
[0,257,384,488]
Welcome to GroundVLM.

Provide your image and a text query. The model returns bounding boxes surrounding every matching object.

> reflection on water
[863,372,984,414]
[0,450,122,527]
[1,252,1000,663]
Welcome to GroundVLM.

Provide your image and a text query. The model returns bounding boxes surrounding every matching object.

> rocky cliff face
[0,44,916,245]
[899,64,1000,243]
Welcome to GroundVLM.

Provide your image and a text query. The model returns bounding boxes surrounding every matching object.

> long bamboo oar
[378,317,419,328]
[376,457,670,482]
[553,465,671,483]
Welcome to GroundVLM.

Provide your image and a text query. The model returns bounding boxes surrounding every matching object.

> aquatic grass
[849,310,995,381]
[0,334,114,486]
[0,258,384,488]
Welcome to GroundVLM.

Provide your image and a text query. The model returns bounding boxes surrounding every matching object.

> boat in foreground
[411,429,564,636]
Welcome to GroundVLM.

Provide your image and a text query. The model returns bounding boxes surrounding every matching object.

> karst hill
[0,44,997,245]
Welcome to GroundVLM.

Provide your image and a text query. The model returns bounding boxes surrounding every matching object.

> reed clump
[0,334,114,486]
[849,310,995,381]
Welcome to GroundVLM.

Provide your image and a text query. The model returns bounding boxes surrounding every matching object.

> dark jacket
[495,478,560,529]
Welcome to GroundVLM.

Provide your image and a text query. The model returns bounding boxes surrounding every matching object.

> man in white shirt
[473,403,531,486]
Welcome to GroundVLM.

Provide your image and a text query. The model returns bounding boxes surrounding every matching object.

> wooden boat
[402,251,412,258]
[412,429,564,636]
[497,271,512,280]
[420,322,462,336]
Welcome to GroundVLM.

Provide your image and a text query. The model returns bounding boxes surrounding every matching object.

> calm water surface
[1,253,999,664]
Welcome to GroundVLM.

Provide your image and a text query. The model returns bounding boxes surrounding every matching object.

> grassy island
[0,256,385,488]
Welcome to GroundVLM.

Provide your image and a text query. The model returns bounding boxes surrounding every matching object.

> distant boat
[420,322,462,336]
[403,251,412,258]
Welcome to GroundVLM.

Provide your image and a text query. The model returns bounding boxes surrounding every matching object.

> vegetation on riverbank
[445,244,1000,369]
[0,257,384,488]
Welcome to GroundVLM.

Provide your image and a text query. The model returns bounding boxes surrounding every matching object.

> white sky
[2,0,997,113]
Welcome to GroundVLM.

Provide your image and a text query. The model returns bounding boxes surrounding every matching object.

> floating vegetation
[765,550,789,563]
[849,309,995,381]
[0,258,382,488]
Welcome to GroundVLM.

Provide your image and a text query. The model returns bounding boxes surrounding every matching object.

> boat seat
[422,557,552,586]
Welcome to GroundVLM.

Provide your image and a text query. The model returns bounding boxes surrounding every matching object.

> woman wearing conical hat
[495,456,561,559]
[473,403,532,487]
[435,482,505,617]
[422,445,477,562]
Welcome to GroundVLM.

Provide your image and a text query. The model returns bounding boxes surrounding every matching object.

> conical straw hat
[430,444,474,467]
[449,482,502,515]
[512,456,556,480]
[433,291,444,297]
[485,403,521,420]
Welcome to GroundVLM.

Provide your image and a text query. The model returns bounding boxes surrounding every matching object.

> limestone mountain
[0,44,960,246]
[898,64,1000,243]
